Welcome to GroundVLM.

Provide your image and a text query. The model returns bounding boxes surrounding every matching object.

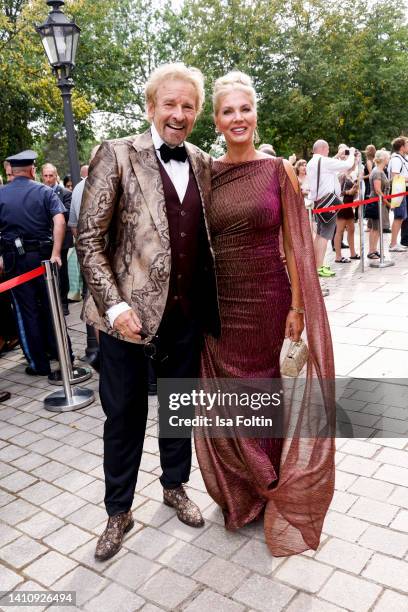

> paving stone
[19,481,62,504]
[0,523,21,547]
[159,515,208,543]
[359,524,408,557]
[323,511,368,542]
[0,498,38,525]
[286,592,347,612]
[66,452,101,472]
[44,524,93,554]
[66,503,107,531]
[348,497,399,526]
[376,447,408,469]
[387,484,408,508]
[10,430,43,446]
[322,570,379,612]
[24,550,78,586]
[338,456,380,477]
[193,556,249,594]
[32,460,71,482]
[45,491,88,517]
[274,555,333,593]
[0,488,16,507]
[194,524,248,558]
[373,589,408,611]
[138,568,197,609]
[125,525,175,559]
[134,499,175,527]
[11,452,48,471]
[158,540,212,576]
[230,538,284,575]
[24,417,55,433]
[184,589,245,612]
[232,573,295,612]
[347,476,394,501]
[12,579,48,612]
[76,480,105,505]
[335,470,358,491]
[48,444,81,463]
[0,564,24,591]
[52,566,108,606]
[0,444,28,461]
[0,534,48,568]
[329,490,358,513]
[315,538,373,573]
[18,510,65,539]
[374,464,408,488]
[84,582,145,612]
[28,437,63,455]
[105,552,160,590]
[389,509,408,533]
[0,470,37,492]
[53,470,95,493]
[341,440,380,458]
[362,553,408,592]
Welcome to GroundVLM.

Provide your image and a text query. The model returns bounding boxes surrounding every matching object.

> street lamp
[36,0,81,186]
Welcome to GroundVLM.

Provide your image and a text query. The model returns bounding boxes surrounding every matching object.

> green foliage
[1,0,408,166]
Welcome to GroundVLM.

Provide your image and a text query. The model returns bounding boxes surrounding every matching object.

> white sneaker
[389,244,408,252]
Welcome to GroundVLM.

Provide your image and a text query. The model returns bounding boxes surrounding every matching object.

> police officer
[0,150,69,376]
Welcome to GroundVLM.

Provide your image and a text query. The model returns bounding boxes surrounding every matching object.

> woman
[294,159,309,197]
[365,150,390,259]
[335,167,360,263]
[195,72,335,557]
[363,144,376,198]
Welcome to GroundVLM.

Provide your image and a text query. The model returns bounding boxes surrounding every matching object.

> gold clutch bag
[281,339,309,377]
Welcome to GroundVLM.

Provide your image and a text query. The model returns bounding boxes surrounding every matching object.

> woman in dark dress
[195,72,335,556]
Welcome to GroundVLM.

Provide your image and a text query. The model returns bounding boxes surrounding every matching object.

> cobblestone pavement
[1,235,408,611]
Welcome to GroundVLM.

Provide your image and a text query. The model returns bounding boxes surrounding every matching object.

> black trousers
[99,306,202,516]
[401,217,408,246]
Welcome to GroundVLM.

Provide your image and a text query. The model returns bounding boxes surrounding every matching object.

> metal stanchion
[48,264,92,386]
[358,157,365,272]
[369,196,395,269]
[43,261,94,412]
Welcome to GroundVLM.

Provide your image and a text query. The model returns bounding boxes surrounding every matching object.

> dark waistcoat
[157,161,207,318]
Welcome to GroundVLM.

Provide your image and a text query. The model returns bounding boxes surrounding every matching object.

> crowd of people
[0,61,406,560]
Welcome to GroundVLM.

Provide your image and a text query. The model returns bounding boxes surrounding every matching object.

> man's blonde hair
[212,71,257,116]
[145,63,205,116]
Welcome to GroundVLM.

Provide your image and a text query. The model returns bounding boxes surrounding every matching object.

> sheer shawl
[195,158,336,556]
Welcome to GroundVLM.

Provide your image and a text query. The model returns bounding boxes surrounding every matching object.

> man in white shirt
[388,136,408,251]
[76,63,220,561]
[307,140,357,286]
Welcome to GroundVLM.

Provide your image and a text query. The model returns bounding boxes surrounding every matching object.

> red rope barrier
[312,190,408,214]
[0,265,45,294]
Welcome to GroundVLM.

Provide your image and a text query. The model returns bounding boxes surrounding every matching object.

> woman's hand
[285,310,304,342]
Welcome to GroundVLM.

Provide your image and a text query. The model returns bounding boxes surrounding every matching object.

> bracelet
[290,306,305,314]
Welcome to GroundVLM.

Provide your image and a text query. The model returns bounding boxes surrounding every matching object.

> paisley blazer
[76,129,218,342]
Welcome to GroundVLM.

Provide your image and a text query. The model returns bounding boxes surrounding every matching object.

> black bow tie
[159,143,188,164]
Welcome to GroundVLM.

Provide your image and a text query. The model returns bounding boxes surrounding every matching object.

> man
[389,137,408,251]
[41,163,73,315]
[307,140,357,295]
[77,63,220,561]
[0,151,66,376]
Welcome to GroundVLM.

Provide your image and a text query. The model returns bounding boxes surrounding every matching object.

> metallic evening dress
[195,157,336,556]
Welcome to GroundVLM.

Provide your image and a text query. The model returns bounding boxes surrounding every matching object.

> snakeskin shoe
[94,510,134,561]
[163,486,204,528]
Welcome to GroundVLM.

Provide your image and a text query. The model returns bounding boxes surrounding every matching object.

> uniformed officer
[0,150,71,376]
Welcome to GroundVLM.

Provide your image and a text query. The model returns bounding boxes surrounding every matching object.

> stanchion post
[43,260,95,412]
[369,196,395,269]
[357,156,365,272]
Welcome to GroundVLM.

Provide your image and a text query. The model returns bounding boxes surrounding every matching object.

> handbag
[281,339,309,377]
[314,157,340,223]
[390,175,406,208]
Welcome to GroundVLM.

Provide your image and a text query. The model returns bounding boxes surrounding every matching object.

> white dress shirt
[307,153,355,201]
[106,123,190,328]
[389,153,408,179]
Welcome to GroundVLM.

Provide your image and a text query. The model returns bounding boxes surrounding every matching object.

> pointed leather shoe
[95,510,134,561]
[163,485,204,528]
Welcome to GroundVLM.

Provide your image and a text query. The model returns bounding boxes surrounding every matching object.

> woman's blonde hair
[145,62,205,117]
[212,71,257,115]
[374,150,389,165]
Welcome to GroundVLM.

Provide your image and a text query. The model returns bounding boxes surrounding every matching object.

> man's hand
[113,309,143,341]
[50,253,62,267]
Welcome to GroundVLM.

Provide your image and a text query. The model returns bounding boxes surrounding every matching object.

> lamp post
[36,0,81,187]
